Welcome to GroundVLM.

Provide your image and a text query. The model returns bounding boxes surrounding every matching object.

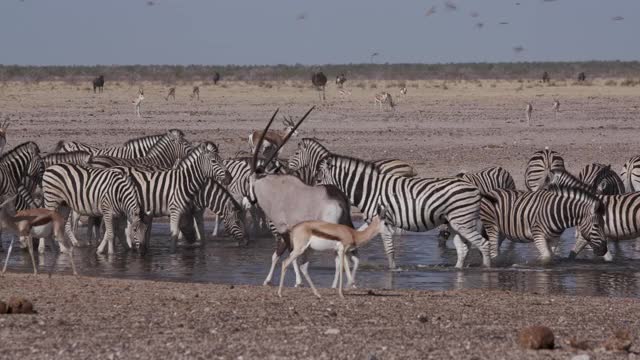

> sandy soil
[0,273,638,359]
[1,79,639,187]
[1,80,640,359]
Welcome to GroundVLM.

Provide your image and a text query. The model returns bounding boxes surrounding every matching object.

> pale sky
[0,0,638,66]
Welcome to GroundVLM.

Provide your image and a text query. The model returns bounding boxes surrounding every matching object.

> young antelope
[133,89,144,118]
[374,92,395,111]
[525,102,533,125]
[278,215,383,298]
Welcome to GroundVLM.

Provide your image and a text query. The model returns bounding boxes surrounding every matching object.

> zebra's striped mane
[174,145,205,170]
[545,183,602,205]
[329,153,381,174]
[0,141,40,164]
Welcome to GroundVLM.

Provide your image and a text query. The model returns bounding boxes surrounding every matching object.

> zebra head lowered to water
[480,186,608,264]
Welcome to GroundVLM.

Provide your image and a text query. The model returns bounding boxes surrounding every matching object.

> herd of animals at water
[1,70,638,298]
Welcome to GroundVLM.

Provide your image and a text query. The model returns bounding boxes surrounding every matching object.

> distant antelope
[374,92,395,110]
[165,87,176,101]
[541,71,550,83]
[399,87,408,96]
[312,72,328,101]
[525,103,533,125]
[552,99,560,119]
[133,89,144,118]
[92,75,105,93]
[0,118,9,154]
[335,73,347,89]
[577,72,586,82]
[213,72,221,85]
[191,86,200,101]
[248,115,298,156]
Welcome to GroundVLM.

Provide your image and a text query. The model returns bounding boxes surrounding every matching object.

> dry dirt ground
[1,79,639,359]
[1,273,639,359]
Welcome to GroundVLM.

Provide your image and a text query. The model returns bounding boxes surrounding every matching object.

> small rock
[517,325,555,350]
[324,328,340,335]
[602,330,632,352]
[327,310,337,317]
[229,285,235,289]
[366,354,378,360]
[7,298,35,314]
[568,337,593,350]
[367,290,376,296]
[417,314,428,323]
[571,355,590,360]
[0,301,7,314]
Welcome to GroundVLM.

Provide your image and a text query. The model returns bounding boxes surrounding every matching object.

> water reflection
[2,225,640,298]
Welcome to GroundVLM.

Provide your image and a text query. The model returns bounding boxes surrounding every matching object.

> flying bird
[444,1,457,11]
[146,1,155,6]
[370,52,380,63]
[296,12,307,21]
[470,11,479,18]
[499,21,510,25]
[612,16,624,21]
[475,22,484,29]
[513,46,525,53]
[425,5,437,16]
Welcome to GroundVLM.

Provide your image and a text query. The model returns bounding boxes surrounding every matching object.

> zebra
[372,159,417,178]
[88,130,192,170]
[124,142,231,246]
[620,155,640,192]
[480,186,608,264]
[42,164,147,254]
[524,147,565,191]
[54,129,185,159]
[542,168,640,261]
[42,151,92,168]
[0,142,45,251]
[290,140,491,269]
[578,163,624,195]
[179,178,247,245]
[438,166,517,243]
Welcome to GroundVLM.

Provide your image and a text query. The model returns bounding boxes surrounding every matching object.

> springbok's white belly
[308,236,339,252]
[30,223,53,238]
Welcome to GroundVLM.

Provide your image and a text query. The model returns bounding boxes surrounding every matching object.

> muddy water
[3,223,640,298]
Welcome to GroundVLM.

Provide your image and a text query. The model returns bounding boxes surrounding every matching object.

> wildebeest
[541,71,550,83]
[312,72,328,101]
[213,72,221,85]
[93,75,105,93]
[578,72,586,82]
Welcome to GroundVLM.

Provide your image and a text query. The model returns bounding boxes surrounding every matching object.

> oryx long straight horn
[263,106,315,169]
[253,108,279,172]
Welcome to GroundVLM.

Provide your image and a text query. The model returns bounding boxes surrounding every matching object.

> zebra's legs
[211,215,220,236]
[169,212,181,244]
[533,233,552,264]
[194,212,205,244]
[96,212,115,255]
[380,222,397,270]
[452,234,469,268]
[450,220,492,267]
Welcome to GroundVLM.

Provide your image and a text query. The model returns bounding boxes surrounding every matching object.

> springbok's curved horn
[252,108,279,172]
[263,106,315,169]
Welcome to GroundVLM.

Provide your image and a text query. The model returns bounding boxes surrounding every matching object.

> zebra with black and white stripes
[543,168,640,261]
[42,164,147,254]
[288,139,491,268]
[620,155,640,192]
[524,147,565,191]
[55,129,185,159]
[42,151,92,168]
[88,130,192,170]
[437,166,518,243]
[124,142,231,246]
[578,163,625,195]
[480,185,608,263]
[179,178,247,245]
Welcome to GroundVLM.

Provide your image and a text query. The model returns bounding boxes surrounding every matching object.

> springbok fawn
[133,89,144,118]
[0,195,77,276]
[278,215,383,298]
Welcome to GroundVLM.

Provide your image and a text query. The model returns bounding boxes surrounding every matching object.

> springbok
[335,74,347,89]
[191,86,200,101]
[0,118,9,154]
[552,99,560,118]
[0,195,77,276]
[248,115,298,156]
[279,215,383,298]
[374,92,395,110]
[165,87,176,101]
[525,103,533,125]
[133,89,144,118]
[399,87,408,96]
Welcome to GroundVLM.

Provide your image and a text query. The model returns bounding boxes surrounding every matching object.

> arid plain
[0,79,639,359]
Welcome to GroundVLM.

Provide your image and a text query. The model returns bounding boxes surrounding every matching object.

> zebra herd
[1,115,640,284]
